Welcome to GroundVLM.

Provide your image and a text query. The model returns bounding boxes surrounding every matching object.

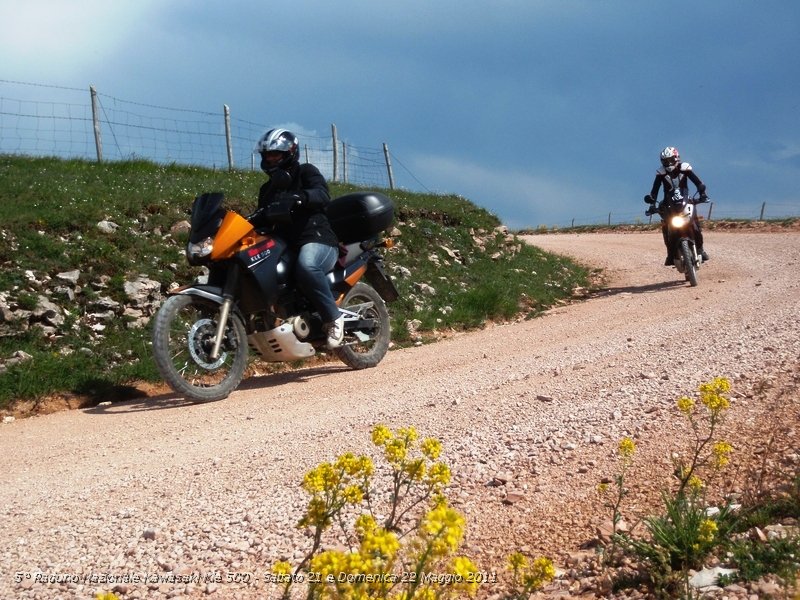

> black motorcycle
[645,194,709,287]
[152,191,398,402]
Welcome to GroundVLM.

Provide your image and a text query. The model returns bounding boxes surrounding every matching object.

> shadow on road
[590,279,688,298]
[81,363,351,416]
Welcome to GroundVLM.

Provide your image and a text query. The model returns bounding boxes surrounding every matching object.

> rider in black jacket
[645,146,710,265]
[252,129,344,348]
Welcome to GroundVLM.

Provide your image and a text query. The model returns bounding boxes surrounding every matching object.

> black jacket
[256,163,338,249]
[649,162,707,204]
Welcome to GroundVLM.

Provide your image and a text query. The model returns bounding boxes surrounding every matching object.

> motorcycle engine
[286,316,311,340]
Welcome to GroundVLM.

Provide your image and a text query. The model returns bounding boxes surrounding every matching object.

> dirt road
[2,230,798,599]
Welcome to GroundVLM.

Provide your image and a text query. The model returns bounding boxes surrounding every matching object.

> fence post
[759,202,766,220]
[223,104,233,170]
[342,142,348,183]
[304,144,309,163]
[331,123,338,182]
[382,143,395,190]
[89,85,103,162]
[608,212,611,226]
[707,202,714,220]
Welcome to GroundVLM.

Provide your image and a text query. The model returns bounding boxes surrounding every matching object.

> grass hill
[0,155,591,413]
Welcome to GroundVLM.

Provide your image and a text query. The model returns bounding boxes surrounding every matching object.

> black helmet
[255,128,299,173]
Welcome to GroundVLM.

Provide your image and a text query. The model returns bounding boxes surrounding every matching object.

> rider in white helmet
[644,146,710,265]
[251,128,344,348]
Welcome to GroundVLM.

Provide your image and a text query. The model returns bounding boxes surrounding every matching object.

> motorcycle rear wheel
[152,294,248,402]
[334,282,391,369]
[681,240,699,287]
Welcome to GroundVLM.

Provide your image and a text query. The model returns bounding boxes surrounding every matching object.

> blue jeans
[295,243,341,323]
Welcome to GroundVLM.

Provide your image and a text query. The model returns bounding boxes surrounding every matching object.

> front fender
[169,283,225,304]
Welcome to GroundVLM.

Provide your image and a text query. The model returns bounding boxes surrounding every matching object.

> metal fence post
[331,123,338,182]
[759,202,766,220]
[223,104,233,171]
[383,143,395,190]
[342,142,347,183]
[89,85,103,162]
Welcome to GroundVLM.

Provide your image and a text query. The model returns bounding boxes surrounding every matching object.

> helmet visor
[261,150,285,166]
[661,157,679,171]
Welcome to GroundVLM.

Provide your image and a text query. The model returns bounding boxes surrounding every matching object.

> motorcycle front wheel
[152,294,248,402]
[681,240,699,287]
[334,282,391,369]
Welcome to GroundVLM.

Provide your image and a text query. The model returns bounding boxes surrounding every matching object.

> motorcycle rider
[644,146,710,265]
[251,128,344,348]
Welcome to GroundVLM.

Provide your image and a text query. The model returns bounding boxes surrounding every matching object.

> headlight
[187,237,214,261]
[670,215,688,228]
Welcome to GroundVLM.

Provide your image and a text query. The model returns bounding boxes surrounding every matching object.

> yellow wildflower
[452,556,480,594]
[342,484,364,504]
[397,426,419,443]
[371,424,393,446]
[618,437,636,459]
[699,377,731,413]
[698,519,717,543]
[272,561,292,576]
[310,549,344,578]
[361,528,400,559]
[688,475,705,493]
[355,514,377,536]
[422,503,465,556]
[712,440,733,468]
[597,482,609,494]
[507,551,528,572]
[676,396,695,414]
[421,437,443,460]
[384,438,408,465]
[404,458,427,481]
[426,462,451,486]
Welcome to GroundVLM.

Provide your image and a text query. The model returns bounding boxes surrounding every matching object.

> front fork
[209,264,241,360]
[210,298,233,360]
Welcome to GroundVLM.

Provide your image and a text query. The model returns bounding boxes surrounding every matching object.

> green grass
[0,155,592,410]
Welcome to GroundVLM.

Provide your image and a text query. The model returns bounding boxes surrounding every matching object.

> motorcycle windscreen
[190,192,226,243]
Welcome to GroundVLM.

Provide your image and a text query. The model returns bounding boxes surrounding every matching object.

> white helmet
[255,128,299,174]
[660,146,681,173]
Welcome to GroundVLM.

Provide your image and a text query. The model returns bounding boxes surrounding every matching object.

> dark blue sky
[3,0,799,228]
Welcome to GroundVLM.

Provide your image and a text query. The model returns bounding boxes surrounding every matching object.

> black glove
[274,191,306,208]
[645,206,657,216]
[246,207,265,225]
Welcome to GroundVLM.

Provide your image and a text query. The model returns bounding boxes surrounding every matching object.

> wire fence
[543,199,800,230]
[0,79,394,189]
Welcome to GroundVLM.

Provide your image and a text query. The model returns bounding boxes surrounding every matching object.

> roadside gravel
[1,229,798,599]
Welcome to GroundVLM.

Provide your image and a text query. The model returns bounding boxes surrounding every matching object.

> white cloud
[0,1,162,80]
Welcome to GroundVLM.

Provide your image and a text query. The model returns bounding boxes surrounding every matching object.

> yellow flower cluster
[95,594,120,600]
[698,518,718,543]
[272,560,292,576]
[699,377,731,414]
[618,437,636,459]
[688,474,705,493]
[712,440,733,468]
[507,552,555,592]
[676,395,696,414]
[422,503,466,557]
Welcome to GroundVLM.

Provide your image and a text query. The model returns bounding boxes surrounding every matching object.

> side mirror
[644,194,655,204]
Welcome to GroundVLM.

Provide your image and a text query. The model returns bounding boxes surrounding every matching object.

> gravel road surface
[2,229,798,599]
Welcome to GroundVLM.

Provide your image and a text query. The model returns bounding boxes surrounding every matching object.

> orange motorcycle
[152,191,397,402]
